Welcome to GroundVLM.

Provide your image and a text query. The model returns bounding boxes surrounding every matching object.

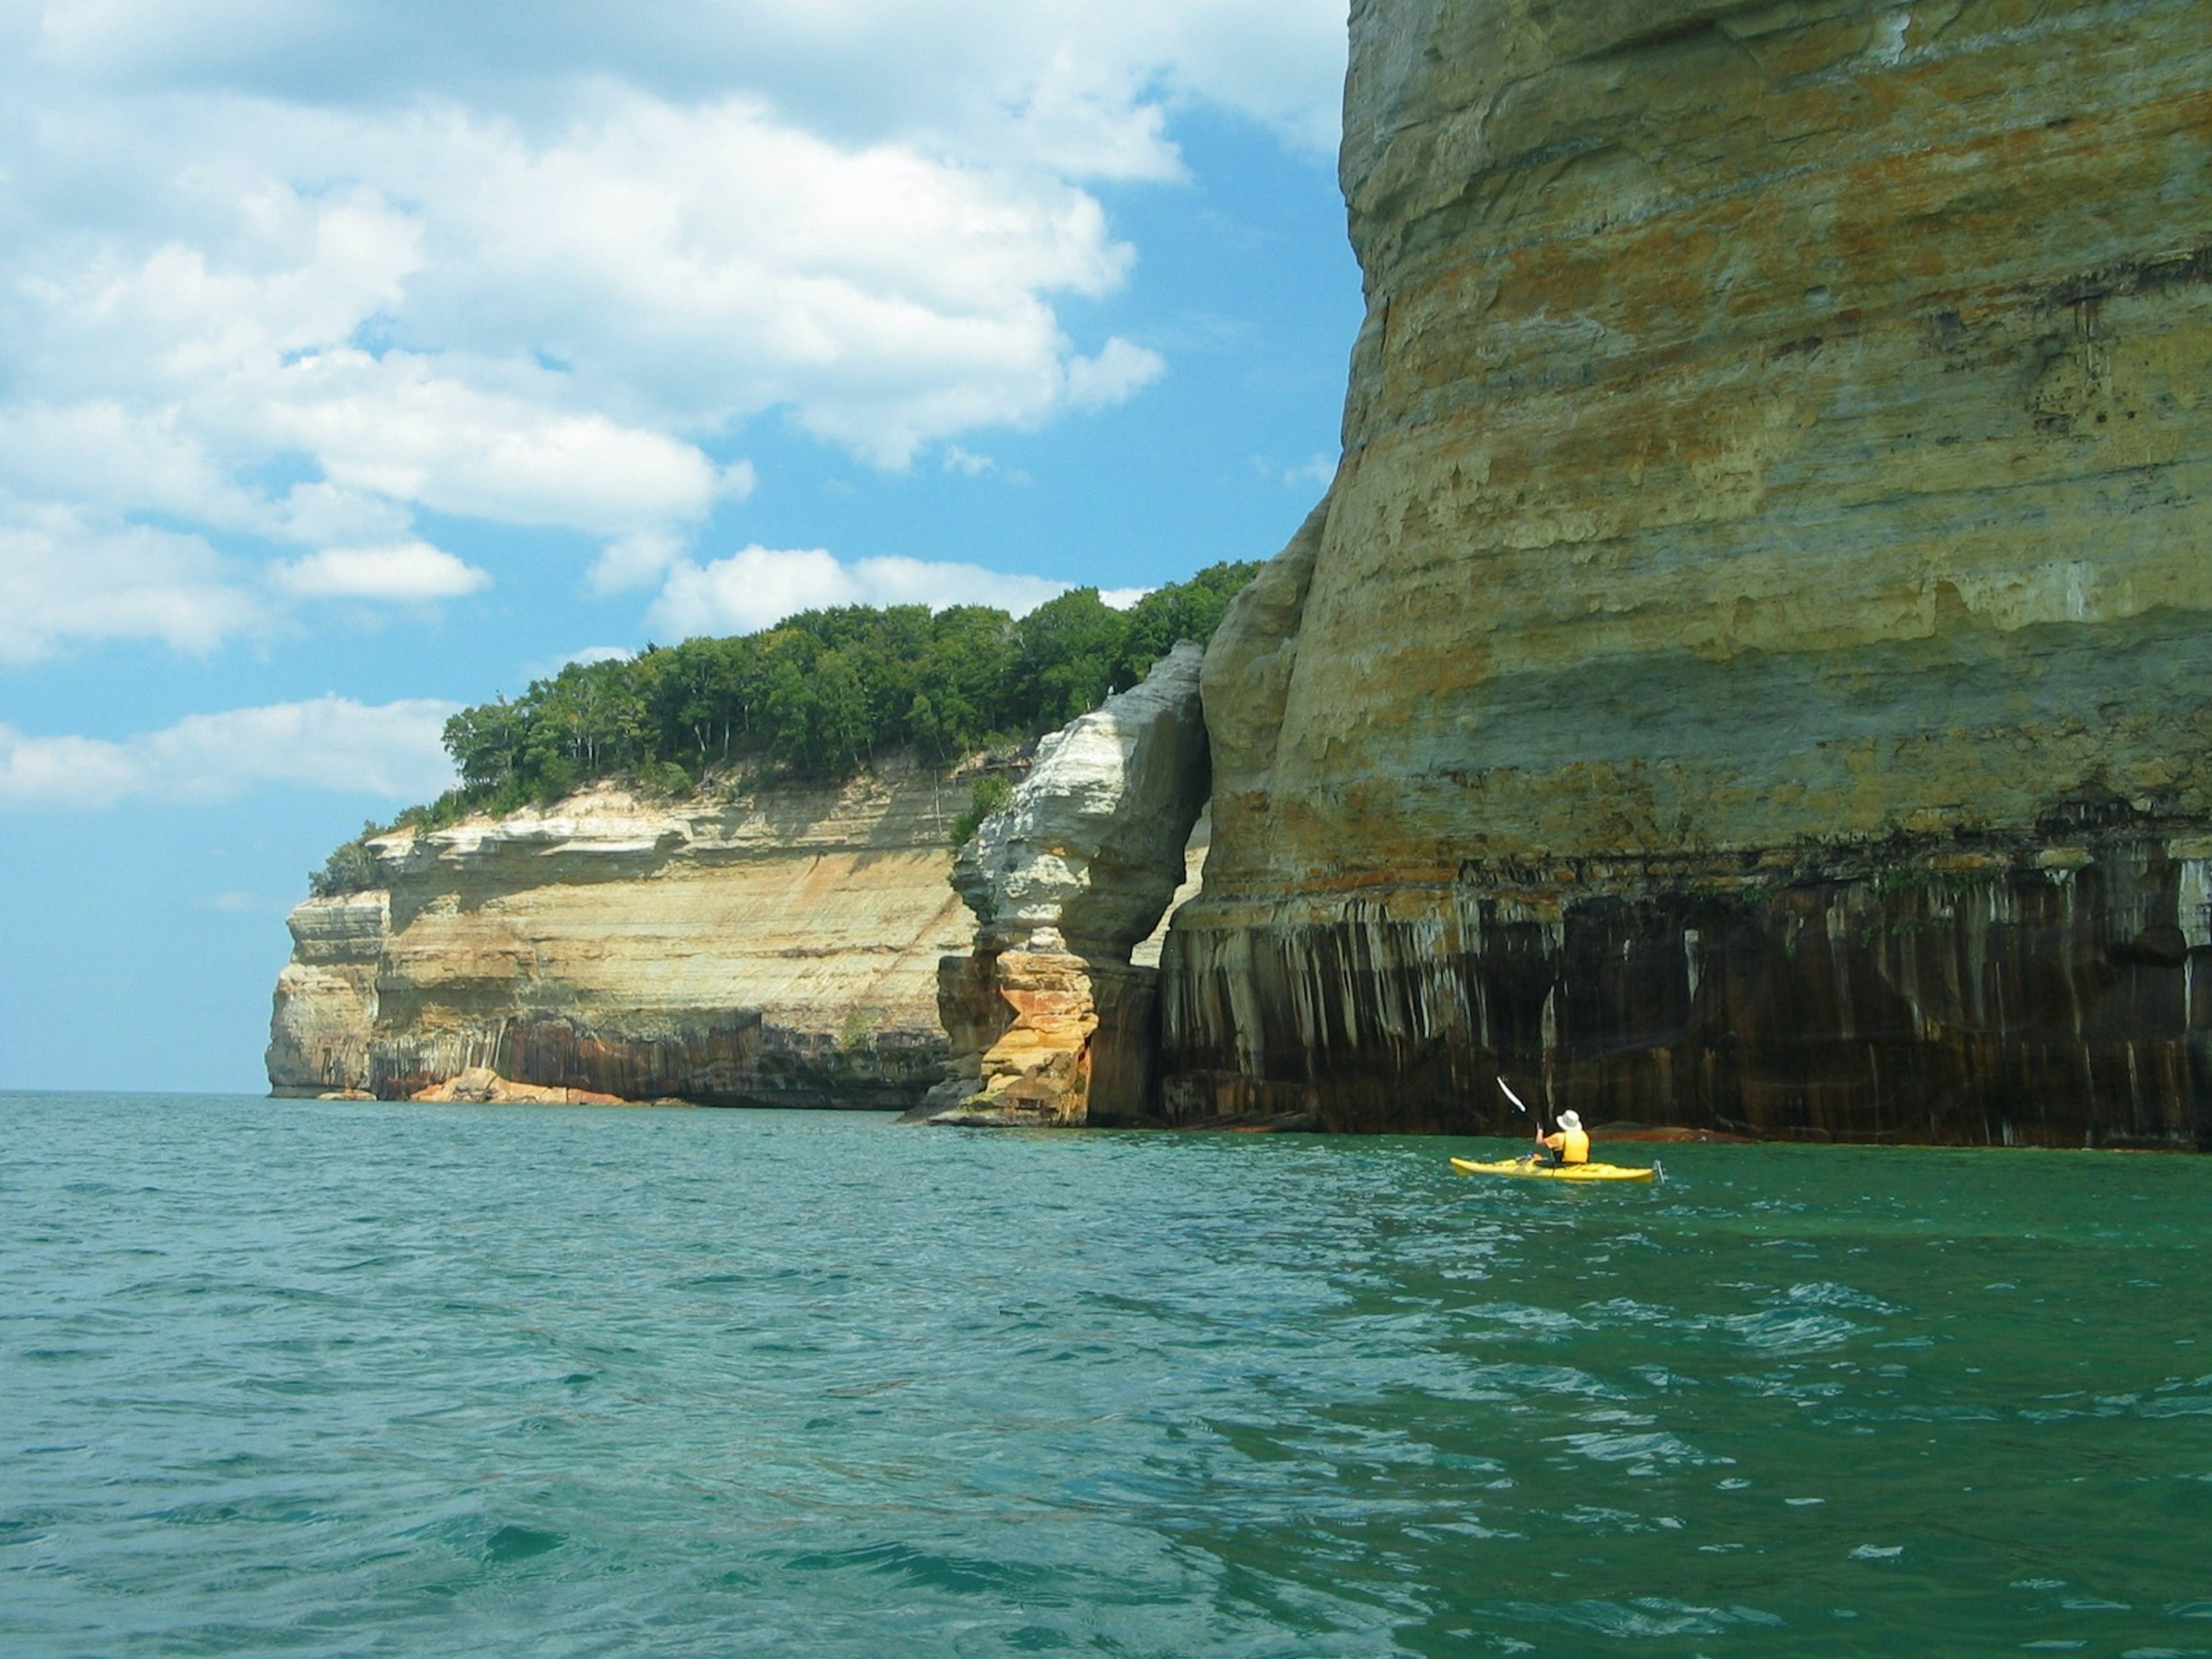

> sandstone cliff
[268,891,386,1096]
[1162,0,2212,1146]
[267,769,977,1107]
[919,643,1211,1126]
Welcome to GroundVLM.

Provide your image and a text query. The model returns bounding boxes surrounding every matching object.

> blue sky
[0,0,1360,1092]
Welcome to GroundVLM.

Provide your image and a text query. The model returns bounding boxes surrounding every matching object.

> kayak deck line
[1449,1157,1658,1183]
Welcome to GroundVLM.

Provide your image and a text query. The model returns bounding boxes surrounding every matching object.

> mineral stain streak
[1164,821,2212,1146]
[1156,0,2212,1146]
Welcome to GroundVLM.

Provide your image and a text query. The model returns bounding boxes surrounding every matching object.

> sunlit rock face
[1161,0,2212,1145]
[953,641,1212,961]
[267,892,387,1097]
[265,772,976,1108]
[923,645,1211,1126]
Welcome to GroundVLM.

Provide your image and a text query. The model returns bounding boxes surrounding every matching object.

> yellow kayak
[1450,1157,1657,1183]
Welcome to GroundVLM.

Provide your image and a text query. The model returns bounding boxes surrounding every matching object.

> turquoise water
[5,1093,2211,1657]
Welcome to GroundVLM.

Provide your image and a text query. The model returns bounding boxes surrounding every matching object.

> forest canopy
[315,560,1257,884]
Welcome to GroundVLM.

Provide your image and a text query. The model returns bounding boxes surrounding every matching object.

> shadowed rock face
[1161,0,2212,1145]
[266,774,975,1108]
[1164,824,2212,1146]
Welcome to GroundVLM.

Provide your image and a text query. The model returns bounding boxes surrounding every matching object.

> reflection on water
[4,1093,2210,1656]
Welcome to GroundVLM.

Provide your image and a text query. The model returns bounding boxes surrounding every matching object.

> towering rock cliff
[267,770,976,1108]
[1162,0,2212,1146]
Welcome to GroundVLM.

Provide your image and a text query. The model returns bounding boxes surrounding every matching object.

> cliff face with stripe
[267,772,974,1107]
[1160,0,2212,1145]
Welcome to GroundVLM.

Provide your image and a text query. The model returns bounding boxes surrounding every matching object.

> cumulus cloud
[517,644,637,682]
[0,2,1346,659]
[25,3,1347,167]
[0,509,266,663]
[0,402,265,529]
[253,349,734,532]
[1259,451,1338,489]
[1065,338,1169,410]
[268,541,491,601]
[271,483,417,548]
[0,696,460,810]
[588,529,691,596]
[647,545,1074,638]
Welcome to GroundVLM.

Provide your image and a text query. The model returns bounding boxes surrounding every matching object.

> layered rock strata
[267,770,978,1108]
[1161,0,2212,1146]
[920,643,1211,1126]
[267,891,387,1096]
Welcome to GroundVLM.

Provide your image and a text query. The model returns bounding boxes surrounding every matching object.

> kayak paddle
[1497,1075,1546,1159]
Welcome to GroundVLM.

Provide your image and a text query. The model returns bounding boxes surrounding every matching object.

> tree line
[308,562,1257,895]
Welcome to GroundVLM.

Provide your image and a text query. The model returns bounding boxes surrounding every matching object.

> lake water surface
[6,1091,2211,1656]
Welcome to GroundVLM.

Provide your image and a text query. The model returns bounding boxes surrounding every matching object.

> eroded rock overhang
[918,642,1211,1126]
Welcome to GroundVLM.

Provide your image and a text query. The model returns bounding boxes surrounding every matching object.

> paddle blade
[1496,1075,1530,1114]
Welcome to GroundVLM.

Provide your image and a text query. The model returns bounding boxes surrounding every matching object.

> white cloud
[0,696,460,810]
[22,3,1348,167]
[0,729,142,808]
[646,544,1073,638]
[0,2,1348,659]
[0,507,266,663]
[272,482,415,548]
[0,402,263,529]
[268,541,491,601]
[252,347,734,533]
[1100,586,1151,610]
[1266,451,1338,488]
[852,554,1077,615]
[588,528,688,595]
[1065,338,1168,410]
[514,643,635,681]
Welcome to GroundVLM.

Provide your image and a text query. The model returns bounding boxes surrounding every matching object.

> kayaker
[1533,1110,1590,1166]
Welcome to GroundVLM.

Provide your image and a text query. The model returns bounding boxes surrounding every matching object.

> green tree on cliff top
[371,559,1257,857]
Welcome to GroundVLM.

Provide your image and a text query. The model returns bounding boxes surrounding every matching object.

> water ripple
[4,1097,2211,1655]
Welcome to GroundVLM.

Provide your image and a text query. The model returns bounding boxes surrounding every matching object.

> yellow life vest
[1547,1126,1590,1164]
